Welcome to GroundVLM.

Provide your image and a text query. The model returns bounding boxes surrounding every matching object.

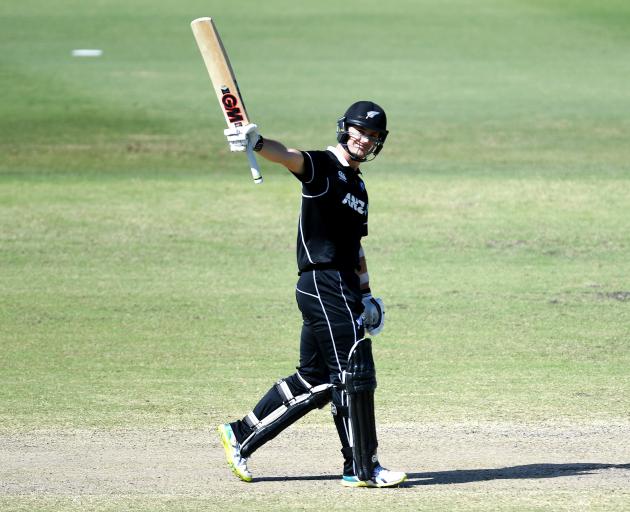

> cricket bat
[191,17,263,184]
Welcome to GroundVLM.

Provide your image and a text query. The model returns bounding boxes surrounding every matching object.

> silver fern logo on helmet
[365,111,380,119]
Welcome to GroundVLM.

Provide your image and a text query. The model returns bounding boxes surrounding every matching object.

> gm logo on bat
[220,86,244,123]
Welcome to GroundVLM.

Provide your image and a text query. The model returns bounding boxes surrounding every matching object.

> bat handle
[246,148,263,184]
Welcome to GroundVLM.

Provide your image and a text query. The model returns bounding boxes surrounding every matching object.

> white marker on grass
[71,49,103,57]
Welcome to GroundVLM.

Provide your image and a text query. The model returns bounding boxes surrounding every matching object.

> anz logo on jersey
[342,192,367,215]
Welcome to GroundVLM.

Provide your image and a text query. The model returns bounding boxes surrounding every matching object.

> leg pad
[240,373,332,457]
[345,338,378,481]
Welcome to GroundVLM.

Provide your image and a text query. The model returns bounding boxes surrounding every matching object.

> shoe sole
[341,478,370,488]
[341,474,408,488]
[217,425,253,483]
[373,474,408,488]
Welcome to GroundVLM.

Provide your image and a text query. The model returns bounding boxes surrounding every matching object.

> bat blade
[191,17,262,184]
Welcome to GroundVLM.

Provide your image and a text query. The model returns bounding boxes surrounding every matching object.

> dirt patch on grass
[1,422,629,509]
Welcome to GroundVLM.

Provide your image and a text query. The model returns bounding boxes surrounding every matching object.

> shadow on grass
[406,463,630,486]
[254,463,630,485]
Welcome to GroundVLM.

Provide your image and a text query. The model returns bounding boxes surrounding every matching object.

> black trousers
[231,269,365,474]
[296,269,364,387]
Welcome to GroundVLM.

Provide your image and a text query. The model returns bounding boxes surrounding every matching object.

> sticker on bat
[220,86,244,123]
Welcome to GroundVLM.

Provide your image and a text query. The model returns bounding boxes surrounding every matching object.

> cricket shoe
[341,465,407,488]
[217,423,252,482]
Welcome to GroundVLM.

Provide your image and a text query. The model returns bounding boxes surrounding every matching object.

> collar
[327,146,350,167]
[327,145,362,174]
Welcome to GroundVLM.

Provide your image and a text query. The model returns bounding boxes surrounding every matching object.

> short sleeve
[295,151,330,196]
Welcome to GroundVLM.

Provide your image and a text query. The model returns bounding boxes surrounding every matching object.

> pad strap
[240,373,333,455]
[331,402,349,417]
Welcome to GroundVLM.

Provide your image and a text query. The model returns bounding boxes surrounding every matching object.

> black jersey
[295,146,368,273]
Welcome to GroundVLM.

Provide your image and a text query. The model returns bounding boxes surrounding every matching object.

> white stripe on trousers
[311,270,358,451]
[336,271,359,449]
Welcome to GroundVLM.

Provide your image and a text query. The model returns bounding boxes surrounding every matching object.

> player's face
[347,125,380,159]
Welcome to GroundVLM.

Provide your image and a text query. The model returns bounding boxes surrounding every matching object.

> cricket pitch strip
[1,422,629,511]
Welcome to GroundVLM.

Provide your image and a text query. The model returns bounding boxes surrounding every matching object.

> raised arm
[224,123,305,177]
[256,137,305,177]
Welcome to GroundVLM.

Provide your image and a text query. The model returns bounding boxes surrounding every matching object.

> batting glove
[361,293,385,336]
[224,123,260,153]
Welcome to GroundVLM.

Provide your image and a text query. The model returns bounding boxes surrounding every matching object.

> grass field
[1,0,629,510]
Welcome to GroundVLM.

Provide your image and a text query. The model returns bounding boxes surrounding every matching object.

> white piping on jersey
[303,152,315,184]
[298,212,314,264]
[301,177,329,198]
[327,145,350,167]
[296,287,318,299]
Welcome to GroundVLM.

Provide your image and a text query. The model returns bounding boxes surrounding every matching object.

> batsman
[217,100,407,488]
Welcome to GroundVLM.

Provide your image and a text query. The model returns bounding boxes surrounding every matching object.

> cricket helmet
[336,100,389,161]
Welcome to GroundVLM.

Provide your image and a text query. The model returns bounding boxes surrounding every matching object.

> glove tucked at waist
[361,293,385,336]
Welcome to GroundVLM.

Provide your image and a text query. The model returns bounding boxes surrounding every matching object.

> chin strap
[340,142,376,163]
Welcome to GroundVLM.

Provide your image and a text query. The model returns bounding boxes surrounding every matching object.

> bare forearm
[357,245,370,293]
[257,138,305,175]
